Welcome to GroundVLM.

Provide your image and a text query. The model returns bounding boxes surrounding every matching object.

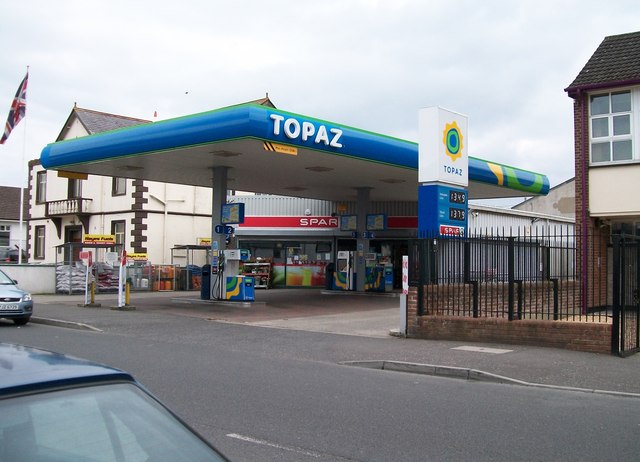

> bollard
[91,281,96,305]
[110,281,135,310]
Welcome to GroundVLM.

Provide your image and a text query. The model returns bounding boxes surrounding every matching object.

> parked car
[0,343,228,461]
[0,246,27,263]
[0,268,32,325]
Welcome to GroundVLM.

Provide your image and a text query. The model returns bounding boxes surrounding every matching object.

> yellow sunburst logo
[442,121,463,161]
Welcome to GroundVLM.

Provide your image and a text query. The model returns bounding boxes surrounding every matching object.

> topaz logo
[443,121,463,162]
[270,114,343,148]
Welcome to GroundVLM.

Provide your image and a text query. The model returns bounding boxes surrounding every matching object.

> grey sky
[1,0,638,199]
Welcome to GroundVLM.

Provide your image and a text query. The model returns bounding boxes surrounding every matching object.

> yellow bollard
[125,282,131,306]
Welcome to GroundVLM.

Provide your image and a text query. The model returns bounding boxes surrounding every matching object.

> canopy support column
[355,187,371,292]
[211,166,228,270]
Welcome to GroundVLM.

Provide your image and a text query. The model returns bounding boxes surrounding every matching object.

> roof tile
[74,108,151,134]
[0,186,26,221]
[566,31,640,93]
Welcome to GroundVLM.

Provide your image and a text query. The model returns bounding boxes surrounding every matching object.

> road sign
[79,251,92,266]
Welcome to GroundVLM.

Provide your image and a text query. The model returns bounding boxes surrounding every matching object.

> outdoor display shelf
[126,261,152,291]
[54,242,121,294]
[242,261,271,289]
[171,245,210,290]
[140,264,177,291]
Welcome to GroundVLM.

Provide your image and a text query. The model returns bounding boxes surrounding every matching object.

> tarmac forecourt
[22,289,640,397]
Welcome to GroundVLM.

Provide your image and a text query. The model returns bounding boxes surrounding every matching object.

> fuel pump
[335,251,354,291]
[221,249,254,301]
[210,251,225,300]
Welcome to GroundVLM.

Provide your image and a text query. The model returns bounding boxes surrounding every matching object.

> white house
[27,105,215,268]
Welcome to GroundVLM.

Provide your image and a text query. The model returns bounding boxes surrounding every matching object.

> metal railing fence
[409,228,610,323]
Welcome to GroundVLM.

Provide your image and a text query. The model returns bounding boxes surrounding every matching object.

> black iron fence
[611,234,640,356]
[409,229,613,323]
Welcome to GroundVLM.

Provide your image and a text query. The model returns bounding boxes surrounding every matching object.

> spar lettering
[270,114,343,148]
[299,217,339,227]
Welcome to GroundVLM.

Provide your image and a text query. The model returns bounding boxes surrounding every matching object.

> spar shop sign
[270,114,343,148]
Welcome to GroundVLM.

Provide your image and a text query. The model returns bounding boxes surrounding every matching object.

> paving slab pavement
[21,288,640,396]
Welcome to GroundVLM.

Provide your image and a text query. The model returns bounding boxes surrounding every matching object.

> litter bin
[325,263,335,290]
[200,264,211,300]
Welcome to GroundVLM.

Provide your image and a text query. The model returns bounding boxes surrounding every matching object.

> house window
[35,226,46,259]
[111,220,125,246]
[112,177,126,196]
[612,222,640,237]
[0,225,9,246]
[68,178,82,199]
[590,90,634,163]
[36,171,47,203]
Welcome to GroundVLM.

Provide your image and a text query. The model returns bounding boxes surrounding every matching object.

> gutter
[565,78,640,98]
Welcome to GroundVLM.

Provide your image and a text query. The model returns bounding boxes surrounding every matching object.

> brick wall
[406,286,612,354]
[421,280,582,319]
[572,93,612,313]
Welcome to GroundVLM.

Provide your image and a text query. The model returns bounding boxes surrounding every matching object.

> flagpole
[18,116,26,264]
[18,65,29,264]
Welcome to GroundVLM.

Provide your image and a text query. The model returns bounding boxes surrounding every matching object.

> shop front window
[238,240,332,288]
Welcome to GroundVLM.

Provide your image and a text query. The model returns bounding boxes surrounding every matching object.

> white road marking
[226,433,322,458]
[453,345,513,354]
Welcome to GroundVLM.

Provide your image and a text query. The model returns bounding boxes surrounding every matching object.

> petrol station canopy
[40,102,549,202]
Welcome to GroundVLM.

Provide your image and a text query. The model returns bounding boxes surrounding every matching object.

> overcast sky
[1,1,639,202]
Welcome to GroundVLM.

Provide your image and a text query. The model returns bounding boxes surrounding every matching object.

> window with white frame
[589,89,636,164]
[111,220,125,246]
[36,171,47,203]
[68,178,82,199]
[35,226,45,259]
[0,225,9,246]
[112,177,126,196]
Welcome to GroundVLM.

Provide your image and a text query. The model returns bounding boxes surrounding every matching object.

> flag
[0,72,28,145]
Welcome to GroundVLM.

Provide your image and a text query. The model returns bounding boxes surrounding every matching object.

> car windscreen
[0,269,14,284]
[0,382,226,462]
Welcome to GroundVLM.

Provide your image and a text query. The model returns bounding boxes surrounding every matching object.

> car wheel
[13,317,30,326]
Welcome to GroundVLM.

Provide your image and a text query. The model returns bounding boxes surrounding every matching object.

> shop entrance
[336,238,408,292]
[63,226,83,264]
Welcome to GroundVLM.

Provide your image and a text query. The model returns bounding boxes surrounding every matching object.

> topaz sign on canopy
[270,114,343,148]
